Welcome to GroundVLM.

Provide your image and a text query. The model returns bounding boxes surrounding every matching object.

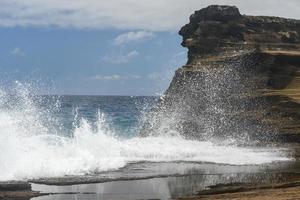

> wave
[0,82,293,181]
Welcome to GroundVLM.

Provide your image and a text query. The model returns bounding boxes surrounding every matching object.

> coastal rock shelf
[145,5,300,143]
[0,181,44,200]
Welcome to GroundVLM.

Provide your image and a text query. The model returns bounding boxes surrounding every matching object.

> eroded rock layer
[145,5,300,143]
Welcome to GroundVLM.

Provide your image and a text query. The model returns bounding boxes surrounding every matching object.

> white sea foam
[0,83,293,181]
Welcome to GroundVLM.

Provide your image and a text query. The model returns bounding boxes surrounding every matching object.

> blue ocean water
[39,95,158,138]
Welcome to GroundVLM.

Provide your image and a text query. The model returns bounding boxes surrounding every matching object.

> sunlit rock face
[144,5,300,144]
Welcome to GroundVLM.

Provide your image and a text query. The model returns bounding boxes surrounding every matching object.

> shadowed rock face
[144,5,300,144]
[180,5,300,59]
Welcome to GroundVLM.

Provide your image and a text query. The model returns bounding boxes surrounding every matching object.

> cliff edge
[144,5,300,143]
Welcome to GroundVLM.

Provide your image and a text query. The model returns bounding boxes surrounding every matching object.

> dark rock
[143,5,300,144]
[0,181,45,200]
[0,181,31,191]
[189,5,241,23]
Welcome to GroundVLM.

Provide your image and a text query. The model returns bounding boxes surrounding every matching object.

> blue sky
[0,28,185,95]
[0,0,299,95]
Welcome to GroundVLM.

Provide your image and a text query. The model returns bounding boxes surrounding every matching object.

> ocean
[0,83,293,183]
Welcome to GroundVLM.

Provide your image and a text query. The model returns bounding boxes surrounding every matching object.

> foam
[0,83,293,181]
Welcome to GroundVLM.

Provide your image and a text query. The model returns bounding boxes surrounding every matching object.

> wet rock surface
[0,181,44,200]
[0,181,31,191]
[179,181,300,200]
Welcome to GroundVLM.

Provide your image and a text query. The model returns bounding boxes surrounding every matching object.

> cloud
[90,74,121,81]
[113,31,155,45]
[90,74,141,81]
[0,0,299,31]
[10,47,25,56]
[101,50,139,64]
[129,75,142,79]
[147,72,161,80]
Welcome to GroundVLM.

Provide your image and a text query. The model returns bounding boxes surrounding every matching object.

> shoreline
[1,151,299,199]
[2,179,300,200]
[0,181,46,200]
[1,170,300,200]
[179,181,300,200]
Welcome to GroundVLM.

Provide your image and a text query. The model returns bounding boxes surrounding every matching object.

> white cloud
[90,74,121,81]
[130,75,142,79]
[113,31,154,45]
[101,50,139,64]
[0,0,299,31]
[90,74,141,81]
[10,47,25,56]
[147,72,161,80]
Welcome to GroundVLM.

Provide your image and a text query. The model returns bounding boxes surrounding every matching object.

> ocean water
[0,83,293,181]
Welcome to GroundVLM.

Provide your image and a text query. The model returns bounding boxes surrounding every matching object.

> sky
[0,0,300,95]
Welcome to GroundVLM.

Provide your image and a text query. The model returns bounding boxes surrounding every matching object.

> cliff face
[144,5,300,143]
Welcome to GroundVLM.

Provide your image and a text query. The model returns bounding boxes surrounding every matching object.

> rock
[178,181,300,200]
[189,5,241,23]
[0,181,44,200]
[0,181,31,191]
[143,5,300,143]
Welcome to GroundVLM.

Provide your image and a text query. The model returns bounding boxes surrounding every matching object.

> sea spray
[0,82,293,181]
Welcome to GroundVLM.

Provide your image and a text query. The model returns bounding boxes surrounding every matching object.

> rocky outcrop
[144,5,300,143]
[0,181,44,200]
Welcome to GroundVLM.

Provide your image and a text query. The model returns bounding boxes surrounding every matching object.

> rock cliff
[144,5,300,144]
